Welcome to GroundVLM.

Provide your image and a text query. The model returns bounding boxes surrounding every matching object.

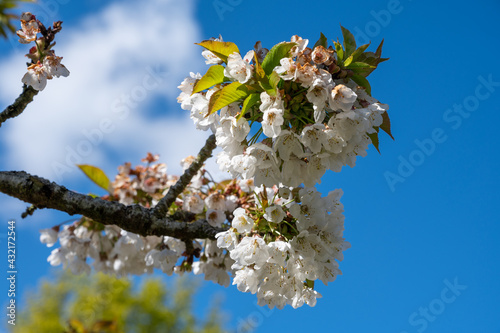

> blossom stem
[283,220,299,235]
[248,127,263,146]
[35,39,44,60]
[296,115,310,126]
[204,170,216,185]
[290,88,307,98]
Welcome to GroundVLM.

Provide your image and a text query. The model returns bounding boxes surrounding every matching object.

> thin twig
[0,85,38,127]
[153,134,217,219]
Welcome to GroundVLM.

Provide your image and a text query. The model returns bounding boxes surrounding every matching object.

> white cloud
[0,0,219,188]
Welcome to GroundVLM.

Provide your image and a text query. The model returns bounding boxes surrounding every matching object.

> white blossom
[274,57,297,80]
[202,50,223,64]
[40,228,58,247]
[262,108,284,138]
[231,208,254,233]
[215,230,238,251]
[43,55,70,78]
[206,209,226,227]
[230,236,269,267]
[329,84,357,112]
[16,13,39,44]
[301,124,326,154]
[224,50,254,84]
[263,205,285,223]
[22,62,47,91]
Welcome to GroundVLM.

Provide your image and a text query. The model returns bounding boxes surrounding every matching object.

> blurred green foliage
[11,272,228,333]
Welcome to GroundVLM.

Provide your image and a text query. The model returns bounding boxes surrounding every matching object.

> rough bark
[0,85,38,127]
[0,170,225,239]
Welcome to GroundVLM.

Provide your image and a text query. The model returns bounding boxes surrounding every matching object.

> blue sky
[1,0,499,332]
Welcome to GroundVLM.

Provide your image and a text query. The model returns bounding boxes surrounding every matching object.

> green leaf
[208,82,251,115]
[192,65,226,94]
[354,41,389,77]
[345,62,376,70]
[253,53,276,95]
[195,40,239,64]
[77,165,111,192]
[268,71,282,90]
[349,42,371,61]
[344,58,376,70]
[207,89,223,116]
[313,32,328,49]
[239,93,261,120]
[258,80,274,95]
[254,54,277,96]
[368,131,381,154]
[352,53,380,77]
[254,52,266,81]
[340,25,356,57]
[380,111,394,140]
[356,52,379,66]
[261,42,296,75]
[351,74,372,96]
[375,39,385,58]
[333,41,344,62]
[343,55,354,67]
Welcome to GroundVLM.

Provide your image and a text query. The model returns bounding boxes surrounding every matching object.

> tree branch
[0,85,38,127]
[0,171,225,239]
[153,134,217,219]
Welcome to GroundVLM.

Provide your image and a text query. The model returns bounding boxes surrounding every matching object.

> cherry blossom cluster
[40,152,349,308]
[16,12,69,91]
[111,152,178,206]
[216,185,349,309]
[37,29,391,309]
[177,35,389,187]
[39,154,248,284]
